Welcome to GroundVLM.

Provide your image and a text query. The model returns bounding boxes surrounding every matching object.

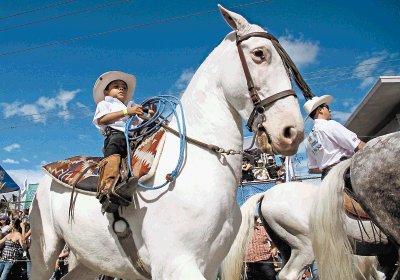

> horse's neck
[170,40,243,150]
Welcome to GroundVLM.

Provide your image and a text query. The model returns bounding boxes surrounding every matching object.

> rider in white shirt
[304,95,365,180]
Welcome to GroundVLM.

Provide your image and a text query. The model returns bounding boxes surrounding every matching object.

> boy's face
[104,80,128,103]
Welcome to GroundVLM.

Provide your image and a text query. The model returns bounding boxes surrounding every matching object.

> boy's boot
[96,154,121,202]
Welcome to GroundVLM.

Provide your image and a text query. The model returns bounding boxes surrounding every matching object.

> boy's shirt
[93,96,141,133]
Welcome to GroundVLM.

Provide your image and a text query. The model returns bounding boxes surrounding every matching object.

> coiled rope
[124,95,186,190]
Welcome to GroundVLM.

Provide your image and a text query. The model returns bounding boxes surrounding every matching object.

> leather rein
[235,31,314,132]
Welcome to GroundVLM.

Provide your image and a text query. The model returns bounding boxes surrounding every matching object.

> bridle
[235,31,314,132]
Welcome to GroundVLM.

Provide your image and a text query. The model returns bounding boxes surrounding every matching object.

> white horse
[221,181,386,280]
[310,156,398,280]
[29,5,306,280]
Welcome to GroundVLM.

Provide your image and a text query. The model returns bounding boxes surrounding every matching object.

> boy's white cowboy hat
[93,71,136,104]
[303,95,333,119]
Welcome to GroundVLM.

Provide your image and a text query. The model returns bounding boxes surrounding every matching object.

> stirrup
[99,177,138,213]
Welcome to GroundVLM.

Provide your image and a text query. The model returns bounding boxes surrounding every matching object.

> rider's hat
[93,71,136,105]
[303,95,333,120]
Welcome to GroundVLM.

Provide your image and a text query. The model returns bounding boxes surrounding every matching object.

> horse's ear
[218,4,250,33]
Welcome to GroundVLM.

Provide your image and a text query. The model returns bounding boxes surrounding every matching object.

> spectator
[241,158,254,182]
[21,213,31,279]
[265,155,279,179]
[0,218,26,280]
[244,215,278,280]
[254,159,270,181]
[0,215,10,240]
[50,244,69,280]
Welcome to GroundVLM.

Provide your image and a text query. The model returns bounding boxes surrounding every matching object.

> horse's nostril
[283,126,293,139]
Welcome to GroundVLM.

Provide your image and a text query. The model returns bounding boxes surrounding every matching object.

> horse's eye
[254,50,264,58]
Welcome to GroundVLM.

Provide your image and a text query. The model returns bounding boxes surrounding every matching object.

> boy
[93,71,144,209]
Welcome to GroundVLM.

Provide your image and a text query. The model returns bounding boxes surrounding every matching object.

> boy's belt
[104,127,124,137]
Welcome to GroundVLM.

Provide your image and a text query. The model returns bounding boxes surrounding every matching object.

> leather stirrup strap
[112,212,151,279]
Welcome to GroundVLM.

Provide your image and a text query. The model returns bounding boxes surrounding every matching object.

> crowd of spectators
[241,154,286,184]
[0,206,122,280]
[0,208,30,280]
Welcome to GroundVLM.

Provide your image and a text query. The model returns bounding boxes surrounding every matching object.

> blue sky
[1,0,399,186]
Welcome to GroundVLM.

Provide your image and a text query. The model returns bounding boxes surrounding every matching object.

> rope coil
[124,95,186,190]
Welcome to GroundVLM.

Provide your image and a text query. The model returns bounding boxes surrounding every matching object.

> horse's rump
[43,127,166,194]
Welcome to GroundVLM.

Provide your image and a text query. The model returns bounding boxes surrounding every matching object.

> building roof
[345,76,400,139]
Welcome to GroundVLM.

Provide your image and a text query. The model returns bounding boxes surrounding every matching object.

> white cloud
[332,110,352,123]
[7,169,45,187]
[175,69,195,91]
[0,88,80,123]
[353,51,400,89]
[3,159,19,164]
[278,32,319,68]
[4,143,20,152]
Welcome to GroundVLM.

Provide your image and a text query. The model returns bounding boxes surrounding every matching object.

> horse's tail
[221,192,265,280]
[309,159,356,279]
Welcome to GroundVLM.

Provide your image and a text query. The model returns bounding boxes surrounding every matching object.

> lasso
[124,95,186,190]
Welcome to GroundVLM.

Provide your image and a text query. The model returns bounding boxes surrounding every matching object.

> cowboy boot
[96,154,121,201]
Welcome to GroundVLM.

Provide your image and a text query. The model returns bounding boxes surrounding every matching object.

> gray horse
[310,131,400,280]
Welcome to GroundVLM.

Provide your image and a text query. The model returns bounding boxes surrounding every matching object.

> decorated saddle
[43,128,166,194]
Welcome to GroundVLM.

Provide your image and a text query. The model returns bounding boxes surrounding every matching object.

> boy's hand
[127,105,144,116]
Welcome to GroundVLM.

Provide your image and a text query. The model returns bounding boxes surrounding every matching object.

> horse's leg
[278,249,313,280]
[161,262,207,280]
[59,263,98,280]
[29,180,64,280]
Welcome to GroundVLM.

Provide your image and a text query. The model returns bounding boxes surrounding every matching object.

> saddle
[342,168,370,220]
[43,127,166,195]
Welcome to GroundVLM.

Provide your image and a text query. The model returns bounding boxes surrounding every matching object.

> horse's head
[218,5,306,156]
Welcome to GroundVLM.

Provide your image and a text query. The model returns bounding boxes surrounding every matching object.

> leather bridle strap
[236,32,298,132]
[236,34,261,106]
[245,89,296,131]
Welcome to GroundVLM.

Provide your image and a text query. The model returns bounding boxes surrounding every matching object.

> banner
[24,183,39,209]
[0,165,20,193]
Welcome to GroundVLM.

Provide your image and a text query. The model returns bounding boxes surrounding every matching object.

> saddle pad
[43,127,166,193]
[43,156,101,193]
[131,127,166,178]
[344,192,370,220]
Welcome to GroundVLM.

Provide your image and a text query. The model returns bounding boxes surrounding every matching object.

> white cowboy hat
[303,95,333,119]
[93,71,136,104]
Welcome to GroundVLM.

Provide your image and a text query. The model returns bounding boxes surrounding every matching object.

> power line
[308,73,398,86]
[0,0,78,21]
[0,0,132,33]
[0,0,272,57]
[304,58,400,76]
[0,60,397,125]
[305,64,400,81]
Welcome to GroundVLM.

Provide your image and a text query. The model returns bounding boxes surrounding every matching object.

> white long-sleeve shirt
[306,119,361,170]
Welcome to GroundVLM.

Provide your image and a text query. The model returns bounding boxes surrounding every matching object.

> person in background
[254,159,270,181]
[304,95,365,180]
[0,215,10,240]
[50,244,70,280]
[0,218,25,280]
[21,214,32,279]
[241,158,254,182]
[244,214,278,280]
[265,155,279,179]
